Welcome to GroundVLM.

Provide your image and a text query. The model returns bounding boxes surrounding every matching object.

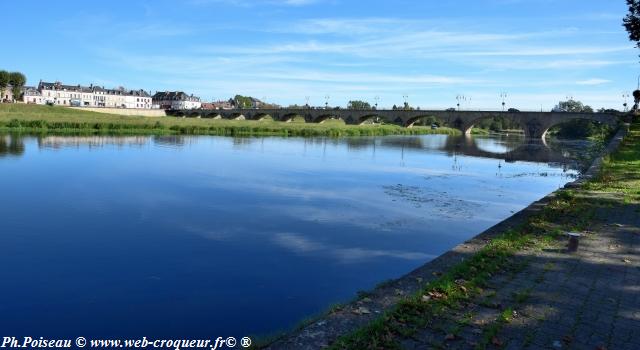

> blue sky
[4,0,638,110]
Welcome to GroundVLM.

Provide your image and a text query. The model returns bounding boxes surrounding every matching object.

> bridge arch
[313,114,343,124]
[279,113,300,122]
[541,113,619,139]
[459,113,523,135]
[355,114,388,125]
[251,112,271,121]
[184,110,202,118]
[405,114,448,128]
[201,110,222,119]
[226,112,245,121]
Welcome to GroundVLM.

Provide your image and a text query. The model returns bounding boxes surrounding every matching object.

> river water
[0,133,596,339]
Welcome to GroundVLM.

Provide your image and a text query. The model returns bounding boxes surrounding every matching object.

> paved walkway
[397,198,640,350]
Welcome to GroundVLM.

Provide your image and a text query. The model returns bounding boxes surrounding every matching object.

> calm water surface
[0,133,593,338]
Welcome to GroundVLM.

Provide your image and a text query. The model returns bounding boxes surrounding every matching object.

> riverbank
[68,106,167,117]
[265,120,639,349]
[0,104,460,137]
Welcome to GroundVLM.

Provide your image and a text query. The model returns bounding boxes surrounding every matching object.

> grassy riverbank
[315,121,639,349]
[0,104,460,137]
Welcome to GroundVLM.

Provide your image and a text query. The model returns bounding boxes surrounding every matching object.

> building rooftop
[38,81,150,97]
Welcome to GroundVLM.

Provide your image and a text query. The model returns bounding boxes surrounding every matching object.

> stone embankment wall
[68,107,167,117]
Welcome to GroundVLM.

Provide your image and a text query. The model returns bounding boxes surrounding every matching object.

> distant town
[1,77,277,111]
[0,72,632,114]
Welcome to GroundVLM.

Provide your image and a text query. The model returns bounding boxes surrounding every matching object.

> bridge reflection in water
[346,134,585,171]
[0,133,591,172]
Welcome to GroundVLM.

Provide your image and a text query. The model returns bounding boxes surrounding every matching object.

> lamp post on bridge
[374,96,379,110]
[456,94,466,111]
[402,94,408,110]
[325,95,330,109]
[622,92,630,112]
[305,96,310,109]
[500,92,507,112]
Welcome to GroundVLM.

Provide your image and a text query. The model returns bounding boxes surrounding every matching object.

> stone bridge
[167,108,621,139]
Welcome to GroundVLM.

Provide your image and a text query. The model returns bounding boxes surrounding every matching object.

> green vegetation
[0,70,26,101]
[586,120,640,203]
[9,72,26,99]
[473,115,521,133]
[624,0,640,48]
[233,95,279,109]
[347,100,372,110]
[326,120,638,349]
[0,71,9,93]
[549,99,616,139]
[0,104,460,137]
[623,4,640,110]
[233,95,256,109]
[392,102,414,110]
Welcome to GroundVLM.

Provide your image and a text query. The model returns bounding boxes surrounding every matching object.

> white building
[22,86,43,104]
[38,81,152,109]
[152,91,201,110]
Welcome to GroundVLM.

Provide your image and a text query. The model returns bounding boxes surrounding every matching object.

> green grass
[324,119,640,350]
[0,104,461,138]
[586,120,640,203]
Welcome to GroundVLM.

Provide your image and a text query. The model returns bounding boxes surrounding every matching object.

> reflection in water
[473,135,522,154]
[153,135,205,149]
[38,135,148,149]
[376,134,587,170]
[379,137,431,150]
[153,135,186,148]
[0,135,25,157]
[0,132,601,339]
[8,133,599,172]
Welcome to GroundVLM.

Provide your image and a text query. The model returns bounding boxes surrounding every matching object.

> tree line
[0,70,27,101]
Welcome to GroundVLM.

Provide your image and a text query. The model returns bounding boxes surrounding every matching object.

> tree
[8,72,26,100]
[553,99,602,138]
[633,90,640,110]
[403,102,413,110]
[597,108,621,114]
[624,0,640,48]
[233,95,254,109]
[554,99,593,113]
[0,70,9,95]
[347,100,371,110]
